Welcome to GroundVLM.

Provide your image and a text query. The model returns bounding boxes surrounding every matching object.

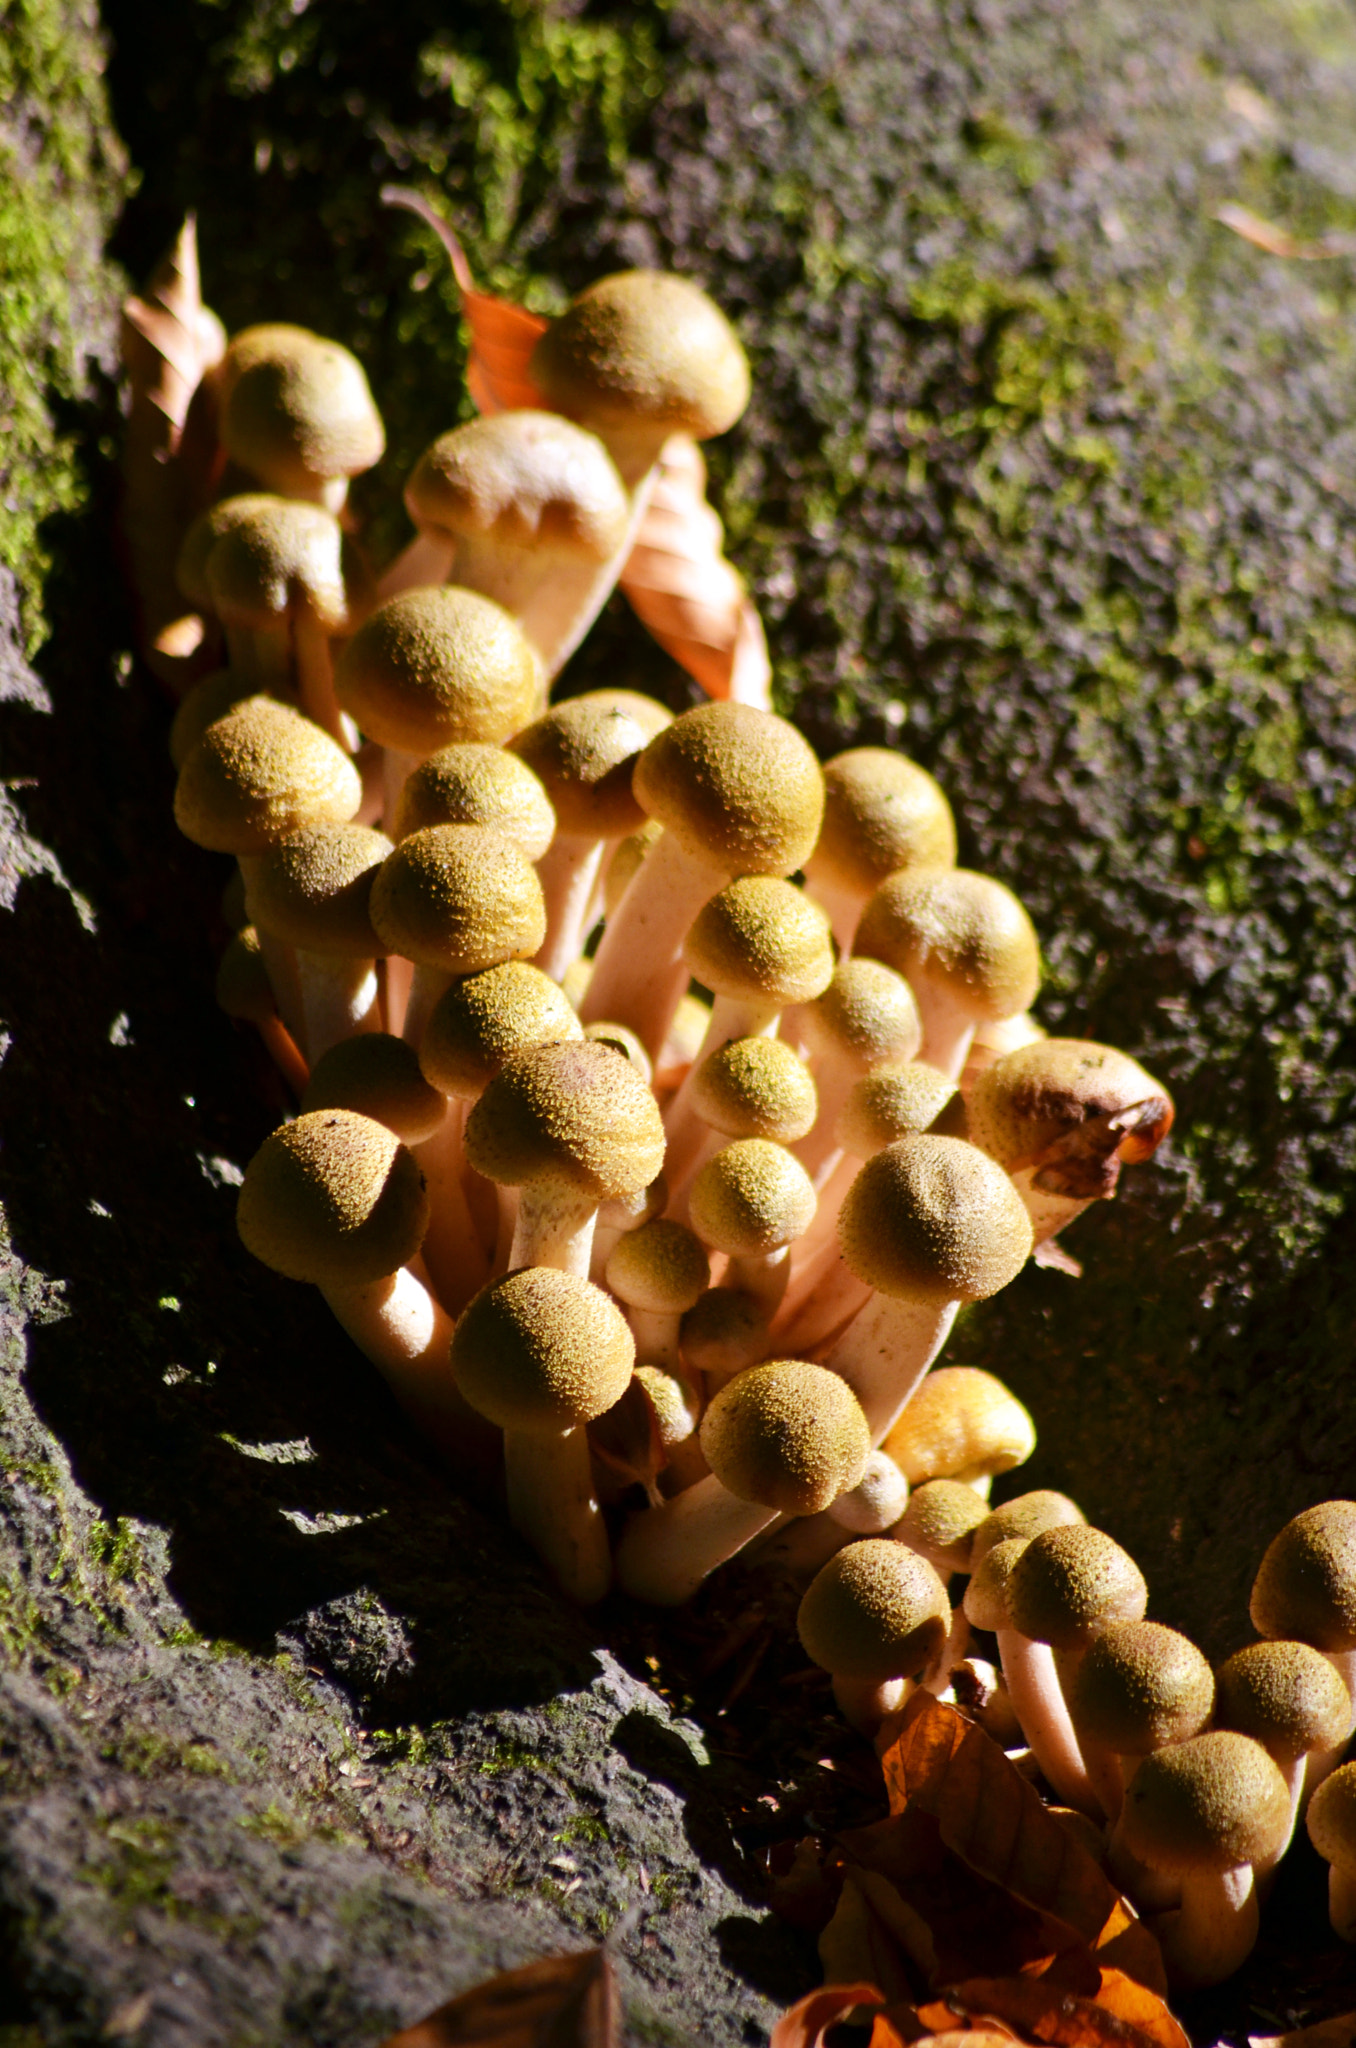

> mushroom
[1071,1619,1216,1859]
[962,1534,1093,1813]
[882,1365,1035,1501]
[668,1035,818,1213]
[605,1217,709,1371]
[1250,1502,1356,1765]
[244,821,392,1059]
[1215,1639,1352,1875]
[219,323,385,512]
[678,1285,771,1394]
[970,1489,1087,1565]
[1306,1761,1356,1940]
[894,1477,991,1575]
[389,740,555,858]
[785,956,924,1185]
[805,747,957,954]
[798,1538,952,1735]
[615,1359,870,1604]
[168,668,263,771]
[302,1030,444,1141]
[450,1266,635,1602]
[829,1450,913,1536]
[687,1138,818,1319]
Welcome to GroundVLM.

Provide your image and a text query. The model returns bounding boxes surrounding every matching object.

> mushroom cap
[691,1037,818,1145]
[391,742,555,856]
[405,410,629,560]
[678,1286,768,1377]
[237,1109,429,1286]
[837,1062,965,1159]
[177,493,285,611]
[420,960,582,1100]
[883,1366,1036,1487]
[464,1038,666,1201]
[1005,1525,1148,1651]
[334,586,539,755]
[837,1135,1033,1304]
[896,1478,991,1574]
[808,748,958,898]
[1250,1502,1356,1652]
[971,1489,1087,1567]
[174,696,362,855]
[508,698,650,840]
[1307,1761,1356,1876]
[683,876,834,1009]
[302,1032,446,1145]
[202,497,355,635]
[450,1267,635,1430]
[1214,1639,1352,1763]
[1120,1732,1292,1875]
[632,702,825,875]
[635,1363,700,1448]
[572,688,674,741]
[963,1534,1030,1632]
[967,1038,1174,1198]
[246,822,393,956]
[799,1539,951,1685]
[1072,1621,1215,1755]
[605,1218,710,1316]
[688,1139,817,1257]
[700,1359,870,1515]
[856,869,1041,1024]
[168,668,262,770]
[529,270,750,442]
[221,326,385,494]
[833,1450,912,1535]
[368,825,546,975]
[793,957,923,1072]
[584,1020,653,1085]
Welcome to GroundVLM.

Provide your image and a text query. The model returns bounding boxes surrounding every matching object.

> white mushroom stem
[502,1423,612,1605]
[833,1674,906,1737]
[993,1623,1099,1814]
[293,613,352,750]
[911,979,978,1082]
[628,1307,684,1376]
[450,500,652,685]
[581,829,727,1056]
[724,1244,796,1318]
[804,875,867,957]
[615,1473,780,1604]
[1148,1864,1260,1993]
[375,530,456,600]
[412,1108,490,1315]
[916,1605,972,1698]
[824,1292,961,1443]
[792,1062,858,1187]
[534,833,607,982]
[509,1184,598,1278]
[383,746,424,835]
[320,1262,474,1455]
[294,952,383,1064]
[773,1235,863,1347]
[400,964,453,1052]
[222,622,291,694]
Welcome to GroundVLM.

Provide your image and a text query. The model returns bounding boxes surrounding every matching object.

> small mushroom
[1250,1502,1356,1758]
[883,1365,1035,1500]
[244,821,392,1059]
[678,1285,770,1393]
[894,1477,991,1575]
[219,323,385,512]
[1306,1761,1356,1941]
[687,1138,818,1319]
[605,1218,710,1377]
[1215,1638,1351,1876]
[785,956,923,1185]
[390,741,555,857]
[1072,1618,1215,1868]
[798,1538,952,1735]
[829,1450,912,1536]
[670,1035,818,1213]
[805,747,957,953]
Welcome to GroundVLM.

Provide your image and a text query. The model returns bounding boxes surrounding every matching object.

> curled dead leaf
[380,1946,620,2048]
[770,1981,887,2048]
[916,1971,1188,2048]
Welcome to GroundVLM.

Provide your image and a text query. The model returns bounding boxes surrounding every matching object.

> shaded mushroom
[244,820,392,1059]
[798,1538,951,1735]
[1307,1761,1356,1941]
[1216,1638,1351,1875]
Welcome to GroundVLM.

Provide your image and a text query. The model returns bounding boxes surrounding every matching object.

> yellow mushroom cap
[464,1038,666,1200]
[606,1218,710,1315]
[838,1136,1033,1303]
[971,1489,1086,1567]
[450,1266,635,1430]
[883,1366,1036,1487]
[794,957,922,1071]
[683,876,834,1008]
[221,327,385,495]
[168,669,262,771]
[808,748,957,898]
[203,497,355,635]
[334,586,539,755]
[856,869,1041,1024]
[508,698,651,840]
[302,1033,446,1146]
[679,1286,768,1377]
[1072,1621,1215,1755]
[246,822,393,956]
[529,270,750,442]
[895,1478,991,1574]
[688,1139,817,1257]
[1250,1502,1356,1652]
[405,410,629,560]
[236,1109,429,1286]
[837,1063,964,1158]
[798,1539,951,1685]
[174,697,362,855]
[691,1037,818,1144]
[967,1038,1174,1197]
[1214,1640,1351,1763]
[572,688,673,740]
[963,1534,1030,1632]
[368,825,546,975]
[177,494,281,611]
[1005,1525,1147,1651]
[1120,1732,1292,1875]
[700,1359,870,1515]
[391,742,555,856]
[633,702,825,875]
[1307,1761,1356,1875]
[419,960,582,1100]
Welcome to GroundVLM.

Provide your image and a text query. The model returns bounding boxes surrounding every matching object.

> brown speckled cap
[334,586,539,754]
[202,497,355,635]
[884,1366,1035,1486]
[237,1109,428,1285]
[221,326,385,500]
[508,698,650,840]
[168,669,263,771]
[837,1063,963,1157]
[798,1538,950,1684]
[633,702,825,874]
[606,1218,710,1315]
[391,742,555,856]
[700,1359,870,1515]
[368,825,545,974]
[1308,1762,1356,1875]
[1005,1524,1147,1651]
[971,1489,1086,1567]
[530,271,750,442]
[1215,1639,1352,1762]
[689,1140,817,1257]
[246,822,393,956]
[678,1286,768,1378]
[837,1135,1033,1302]
[856,868,1040,1024]
[302,1033,446,1145]
[450,1267,635,1430]
[1251,1502,1356,1652]
[895,1478,991,1575]
[691,1037,818,1144]
[1073,1621,1215,1755]
[420,960,582,1100]
[464,1038,665,1200]
[968,1037,1174,1198]
[1121,1731,1291,1874]
[573,688,673,740]
[808,748,957,897]
[794,957,922,1072]
[405,411,629,559]
[174,696,362,854]
[683,876,834,1008]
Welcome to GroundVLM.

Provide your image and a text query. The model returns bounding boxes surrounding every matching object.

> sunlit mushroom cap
[174,696,362,855]
[606,1217,710,1316]
[691,1037,818,1145]
[963,1534,1030,1632]
[405,410,629,560]
[1072,1621,1215,1755]
[221,325,385,498]
[633,702,825,874]
[683,876,834,1008]
[895,1478,991,1574]
[508,698,651,840]
[856,868,1041,1024]
[688,1139,817,1257]
[420,960,582,1100]
[837,1063,965,1158]
[793,957,923,1072]
[837,1135,1033,1303]
[246,822,393,957]
[334,586,539,755]
[1005,1525,1147,1651]
[1307,1762,1356,1876]
[177,494,282,612]
[369,824,545,975]
[237,1109,429,1286]
[1250,1502,1356,1652]
[700,1359,870,1515]
[450,1267,635,1430]
[808,748,957,898]
[635,1363,700,1448]
[971,1489,1086,1567]
[464,1038,666,1200]
[202,497,356,636]
[1120,1732,1291,1875]
[530,270,750,442]
[883,1366,1035,1486]
[967,1038,1174,1199]
[302,1033,446,1145]
[1214,1639,1351,1763]
[572,688,673,740]
[798,1539,951,1685]
[391,742,555,855]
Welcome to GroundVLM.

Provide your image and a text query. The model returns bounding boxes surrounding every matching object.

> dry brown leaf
[880,1694,1166,1997]
[587,1375,667,1505]
[771,1981,888,2048]
[1250,2021,1356,2048]
[1215,204,1356,261]
[819,1873,929,2007]
[381,1947,620,2048]
[381,188,548,413]
[917,1972,1188,2048]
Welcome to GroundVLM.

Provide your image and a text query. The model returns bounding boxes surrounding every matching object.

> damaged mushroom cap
[237,1108,429,1285]
[1073,1621,1216,1755]
[450,1266,634,1430]
[799,1538,952,1685]
[838,1064,967,1158]
[419,960,582,1100]
[174,696,362,854]
[606,1218,710,1317]
[302,1032,446,1144]
[689,1139,817,1258]
[334,586,539,755]
[838,1135,1033,1304]
[856,869,1041,1025]
[1250,1502,1356,1652]
[405,411,630,561]
[967,1039,1175,1198]
[369,825,545,974]
[1006,1525,1148,1652]
[464,1038,666,1201]
[807,748,958,899]
[700,1359,870,1515]
[508,697,651,840]
[221,326,385,502]
[246,822,393,956]
[883,1366,1036,1487]
[683,876,835,1011]
[971,1490,1087,1567]
[896,1478,992,1574]
[1215,1640,1352,1763]
[391,742,555,854]
[1120,1731,1292,1875]
[691,1037,818,1145]
[633,701,825,876]
[529,270,750,444]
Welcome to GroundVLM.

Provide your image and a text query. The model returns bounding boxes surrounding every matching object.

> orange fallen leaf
[915,1972,1187,2048]
[819,1872,928,2007]
[380,188,548,413]
[381,1946,620,2047]
[771,1981,887,2048]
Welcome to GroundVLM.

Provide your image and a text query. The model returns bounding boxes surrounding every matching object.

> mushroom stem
[994,1624,1099,1814]
[773,1241,869,1353]
[825,1293,961,1442]
[805,875,868,957]
[509,1184,598,1278]
[246,905,308,1051]
[502,1422,612,1604]
[1149,1864,1259,1993]
[375,530,456,599]
[615,1473,779,1605]
[833,1673,906,1737]
[400,964,453,1051]
[581,828,726,1056]
[911,981,976,1082]
[294,951,382,1063]
[450,504,652,688]
[533,833,607,982]
[321,1262,486,1463]
[412,1108,490,1314]
[293,612,352,750]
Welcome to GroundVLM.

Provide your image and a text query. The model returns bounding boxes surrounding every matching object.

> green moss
[478,1738,547,1775]
[100,1723,235,1781]
[87,1515,149,1586]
